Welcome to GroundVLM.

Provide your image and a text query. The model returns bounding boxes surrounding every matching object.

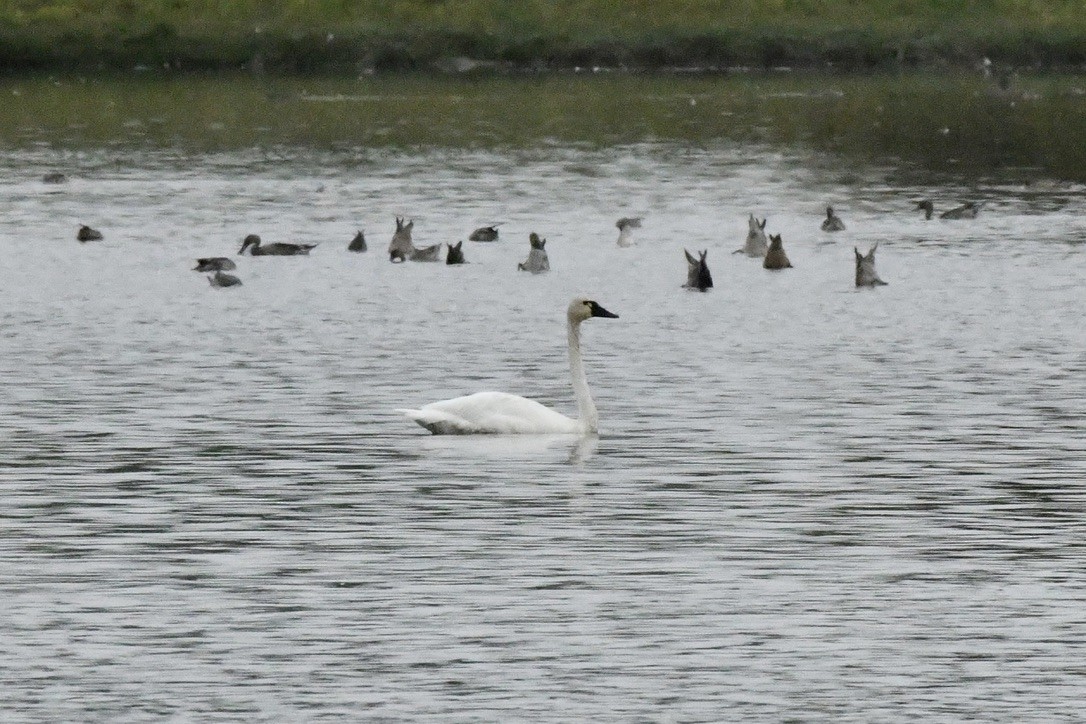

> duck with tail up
[735,214,768,257]
[683,249,713,292]
[518,232,550,273]
[855,244,888,287]
[763,234,792,270]
[387,217,440,261]
[389,217,414,262]
[348,230,367,252]
[446,240,466,264]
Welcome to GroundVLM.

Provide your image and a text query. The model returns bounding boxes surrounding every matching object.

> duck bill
[589,302,619,319]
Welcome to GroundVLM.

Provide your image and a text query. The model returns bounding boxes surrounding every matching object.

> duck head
[239,234,261,254]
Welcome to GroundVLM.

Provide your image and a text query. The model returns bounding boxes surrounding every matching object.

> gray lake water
[2,82,1086,721]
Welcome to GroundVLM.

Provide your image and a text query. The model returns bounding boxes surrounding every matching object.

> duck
[238,234,317,255]
[855,244,887,287]
[193,257,237,272]
[468,224,502,242]
[821,206,846,231]
[411,244,442,262]
[763,233,792,270]
[735,214,768,256]
[77,225,103,242]
[683,249,713,292]
[400,297,619,434]
[916,199,982,220]
[347,230,367,252]
[208,270,243,287]
[517,232,550,273]
[615,217,642,247]
[388,217,415,262]
[446,240,466,264]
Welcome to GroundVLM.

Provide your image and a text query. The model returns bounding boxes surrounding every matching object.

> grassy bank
[0,1,1085,73]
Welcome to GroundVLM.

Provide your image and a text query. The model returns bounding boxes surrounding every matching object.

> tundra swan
[400,297,618,435]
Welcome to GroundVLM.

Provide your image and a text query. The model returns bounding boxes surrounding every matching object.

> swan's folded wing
[398,406,485,435]
[400,391,581,434]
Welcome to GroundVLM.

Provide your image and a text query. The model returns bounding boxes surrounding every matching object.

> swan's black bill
[588,301,619,318]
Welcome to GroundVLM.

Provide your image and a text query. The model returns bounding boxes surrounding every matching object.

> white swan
[400,297,619,434]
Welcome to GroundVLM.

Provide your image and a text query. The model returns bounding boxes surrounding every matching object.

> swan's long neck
[568,318,597,433]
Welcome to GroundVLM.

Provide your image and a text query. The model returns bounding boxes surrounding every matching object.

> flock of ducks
[69,188,981,436]
[69,194,981,296]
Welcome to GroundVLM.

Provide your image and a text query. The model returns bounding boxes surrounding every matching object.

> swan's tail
[397,408,477,435]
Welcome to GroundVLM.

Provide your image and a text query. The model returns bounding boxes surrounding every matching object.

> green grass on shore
[1,1,1085,72]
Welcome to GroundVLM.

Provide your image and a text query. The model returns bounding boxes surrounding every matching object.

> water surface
[1,75,1085,721]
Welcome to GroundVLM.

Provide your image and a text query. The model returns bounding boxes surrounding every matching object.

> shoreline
[1,30,1085,76]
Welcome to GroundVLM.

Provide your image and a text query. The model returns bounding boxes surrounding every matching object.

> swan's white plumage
[402,297,617,435]
[399,391,583,435]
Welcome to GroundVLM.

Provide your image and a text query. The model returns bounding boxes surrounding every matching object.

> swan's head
[568,297,619,324]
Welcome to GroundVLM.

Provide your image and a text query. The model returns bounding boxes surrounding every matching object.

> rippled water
[2,139,1086,720]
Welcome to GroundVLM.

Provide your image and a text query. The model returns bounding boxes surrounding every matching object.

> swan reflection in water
[418,433,599,465]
